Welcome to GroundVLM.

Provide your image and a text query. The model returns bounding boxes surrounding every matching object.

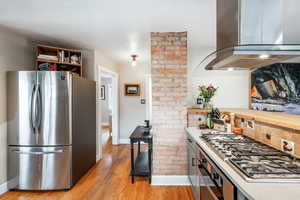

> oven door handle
[199,163,223,200]
[201,164,221,188]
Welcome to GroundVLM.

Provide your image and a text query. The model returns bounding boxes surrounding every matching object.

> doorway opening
[101,76,113,148]
[96,66,119,161]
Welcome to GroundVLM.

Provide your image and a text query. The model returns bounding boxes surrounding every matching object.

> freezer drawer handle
[11,149,64,155]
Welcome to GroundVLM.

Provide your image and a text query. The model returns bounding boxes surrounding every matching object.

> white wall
[101,77,112,125]
[189,71,249,108]
[119,63,149,142]
[0,27,35,187]
[82,49,96,81]
[95,51,120,73]
[188,49,250,108]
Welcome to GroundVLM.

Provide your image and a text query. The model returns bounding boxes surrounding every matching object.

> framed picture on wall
[124,83,140,96]
[100,85,105,100]
[250,63,300,115]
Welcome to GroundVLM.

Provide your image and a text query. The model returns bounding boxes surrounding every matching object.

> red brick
[151,32,187,175]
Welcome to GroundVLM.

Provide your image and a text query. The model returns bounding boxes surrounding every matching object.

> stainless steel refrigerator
[7,71,96,190]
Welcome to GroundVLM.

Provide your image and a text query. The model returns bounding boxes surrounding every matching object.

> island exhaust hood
[201,0,300,70]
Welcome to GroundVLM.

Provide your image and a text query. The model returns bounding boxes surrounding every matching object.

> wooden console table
[129,126,153,184]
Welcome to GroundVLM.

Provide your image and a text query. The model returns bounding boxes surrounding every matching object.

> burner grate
[201,132,300,180]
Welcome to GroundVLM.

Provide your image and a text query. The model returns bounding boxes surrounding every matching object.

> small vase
[202,98,211,109]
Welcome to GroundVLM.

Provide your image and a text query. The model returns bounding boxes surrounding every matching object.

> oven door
[199,147,235,200]
[199,159,223,200]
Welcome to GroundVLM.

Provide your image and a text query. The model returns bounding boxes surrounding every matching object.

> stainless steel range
[201,132,300,183]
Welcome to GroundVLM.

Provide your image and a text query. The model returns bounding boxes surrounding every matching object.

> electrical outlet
[281,139,295,154]
[246,120,255,130]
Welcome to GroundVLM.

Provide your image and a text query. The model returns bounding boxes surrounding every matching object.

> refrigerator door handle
[11,149,64,155]
[31,84,38,130]
[36,84,42,130]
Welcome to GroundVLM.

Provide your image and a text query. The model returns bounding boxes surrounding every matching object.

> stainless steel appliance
[198,145,235,200]
[201,133,300,183]
[187,134,236,200]
[7,71,96,190]
[196,0,300,71]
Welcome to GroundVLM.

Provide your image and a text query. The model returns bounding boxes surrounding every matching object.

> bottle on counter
[207,113,213,129]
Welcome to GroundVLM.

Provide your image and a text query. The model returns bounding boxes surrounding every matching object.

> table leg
[131,141,134,184]
[138,141,141,153]
[148,139,152,184]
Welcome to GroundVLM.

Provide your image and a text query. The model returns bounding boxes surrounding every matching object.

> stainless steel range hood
[201,0,300,70]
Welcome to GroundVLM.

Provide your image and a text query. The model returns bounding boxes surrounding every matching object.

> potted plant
[198,85,218,109]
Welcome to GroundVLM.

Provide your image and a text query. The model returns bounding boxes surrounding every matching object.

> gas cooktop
[201,132,300,182]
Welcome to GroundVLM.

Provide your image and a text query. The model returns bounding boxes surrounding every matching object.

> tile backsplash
[235,117,300,158]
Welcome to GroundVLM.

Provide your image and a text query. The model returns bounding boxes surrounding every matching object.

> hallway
[0,141,194,200]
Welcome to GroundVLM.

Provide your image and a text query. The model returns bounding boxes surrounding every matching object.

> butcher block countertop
[187,108,300,131]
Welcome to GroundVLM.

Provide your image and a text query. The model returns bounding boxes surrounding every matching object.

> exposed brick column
[151,32,188,175]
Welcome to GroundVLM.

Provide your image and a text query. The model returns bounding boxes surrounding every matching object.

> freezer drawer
[8,146,71,190]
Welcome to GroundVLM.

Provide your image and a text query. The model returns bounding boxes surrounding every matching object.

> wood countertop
[187,108,231,114]
[187,108,300,131]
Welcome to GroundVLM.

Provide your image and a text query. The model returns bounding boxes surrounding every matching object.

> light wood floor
[0,137,194,200]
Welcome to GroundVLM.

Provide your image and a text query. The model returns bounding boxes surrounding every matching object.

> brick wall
[151,32,188,175]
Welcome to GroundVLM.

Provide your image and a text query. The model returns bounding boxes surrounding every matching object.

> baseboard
[151,175,191,186]
[96,154,101,162]
[118,139,149,145]
[119,139,130,144]
[0,181,8,195]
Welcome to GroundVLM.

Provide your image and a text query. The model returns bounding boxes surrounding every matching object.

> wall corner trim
[151,175,190,186]
[0,181,8,195]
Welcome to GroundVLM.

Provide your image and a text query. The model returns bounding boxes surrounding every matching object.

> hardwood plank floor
[0,137,194,200]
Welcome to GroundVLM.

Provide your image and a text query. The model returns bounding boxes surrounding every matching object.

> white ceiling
[0,0,216,67]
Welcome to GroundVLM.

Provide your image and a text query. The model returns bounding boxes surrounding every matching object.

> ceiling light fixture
[259,54,270,59]
[227,67,234,71]
[131,55,138,66]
